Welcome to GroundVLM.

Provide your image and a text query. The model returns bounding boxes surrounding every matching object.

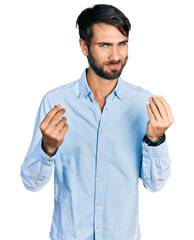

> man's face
[87,23,128,80]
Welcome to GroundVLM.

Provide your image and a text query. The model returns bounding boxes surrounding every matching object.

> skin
[146,95,175,142]
[40,105,68,156]
[40,23,175,156]
[79,23,128,109]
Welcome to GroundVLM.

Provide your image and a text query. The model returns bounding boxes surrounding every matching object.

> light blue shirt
[20,68,171,240]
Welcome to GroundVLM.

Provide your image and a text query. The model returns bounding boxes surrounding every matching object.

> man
[20,4,174,240]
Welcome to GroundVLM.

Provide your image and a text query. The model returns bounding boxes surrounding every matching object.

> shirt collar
[77,68,123,100]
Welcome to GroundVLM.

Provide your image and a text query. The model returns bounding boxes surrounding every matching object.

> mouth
[106,63,120,69]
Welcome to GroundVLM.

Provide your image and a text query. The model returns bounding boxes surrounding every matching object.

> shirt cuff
[142,140,169,158]
[34,139,58,166]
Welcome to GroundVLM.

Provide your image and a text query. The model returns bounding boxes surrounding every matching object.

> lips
[107,63,120,69]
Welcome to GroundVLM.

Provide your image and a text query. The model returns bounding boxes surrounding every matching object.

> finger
[159,95,175,122]
[149,97,161,121]
[49,108,66,127]
[152,95,168,119]
[55,117,67,132]
[59,122,68,136]
[43,105,61,125]
[146,103,156,122]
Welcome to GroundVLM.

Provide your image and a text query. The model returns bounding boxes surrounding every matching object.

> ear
[79,39,89,56]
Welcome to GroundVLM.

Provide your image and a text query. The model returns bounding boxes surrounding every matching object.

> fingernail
[159,95,162,98]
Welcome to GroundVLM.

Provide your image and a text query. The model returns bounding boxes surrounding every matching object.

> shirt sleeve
[20,94,57,192]
[140,140,171,192]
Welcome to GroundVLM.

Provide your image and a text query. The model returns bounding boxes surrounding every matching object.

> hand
[40,105,68,156]
[146,95,175,142]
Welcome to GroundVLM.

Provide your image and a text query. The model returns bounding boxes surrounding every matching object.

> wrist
[41,140,57,157]
[147,136,158,142]
[143,134,166,146]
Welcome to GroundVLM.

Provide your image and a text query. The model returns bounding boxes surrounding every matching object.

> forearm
[20,139,56,191]
[140,140,171,192]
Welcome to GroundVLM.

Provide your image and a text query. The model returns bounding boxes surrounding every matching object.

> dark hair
[76,4,131,46]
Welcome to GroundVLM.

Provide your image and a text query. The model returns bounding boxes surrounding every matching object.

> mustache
[105,60,121,65]
[104,56,128,66]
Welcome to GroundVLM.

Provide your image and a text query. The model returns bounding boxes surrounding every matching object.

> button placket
[94,121,106,238]
[94,93,115,237]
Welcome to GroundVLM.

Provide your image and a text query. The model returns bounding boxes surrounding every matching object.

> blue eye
[119,42,127,46]
[100,44,108,47]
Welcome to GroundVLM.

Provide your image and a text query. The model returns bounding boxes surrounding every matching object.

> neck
[86,67,118,101]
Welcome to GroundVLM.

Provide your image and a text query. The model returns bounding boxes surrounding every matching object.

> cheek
[97,49,109,59]
[120,47,128,56]
[95,50,109,64]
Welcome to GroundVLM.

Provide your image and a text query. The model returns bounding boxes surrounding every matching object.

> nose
[108,46,120,62]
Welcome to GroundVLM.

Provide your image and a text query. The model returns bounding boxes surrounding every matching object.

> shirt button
[100,130,103,134]
[99,154,102,158]
[98,179,102,183]
[96,226,100,229]
[95,107,99,111]
[143,148,148,152]
[97,202,101,206]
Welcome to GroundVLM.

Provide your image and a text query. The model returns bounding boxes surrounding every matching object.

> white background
[0,0,193,239]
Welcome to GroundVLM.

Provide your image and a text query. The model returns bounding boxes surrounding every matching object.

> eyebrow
[97,40,128,46]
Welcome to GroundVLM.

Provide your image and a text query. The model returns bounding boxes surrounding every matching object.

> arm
[140,95,174,192]
[140,137,171,192]
[20,96,68,192]
[20,139,57,192]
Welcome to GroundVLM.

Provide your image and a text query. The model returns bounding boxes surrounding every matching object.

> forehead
[91,23,128,43]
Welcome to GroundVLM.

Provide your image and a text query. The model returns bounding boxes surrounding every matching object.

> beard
[87,47,128,80]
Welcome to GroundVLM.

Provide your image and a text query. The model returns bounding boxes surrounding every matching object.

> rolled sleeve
[141,140,171,192]
[20,94,57,192]
[34,139,58,166]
